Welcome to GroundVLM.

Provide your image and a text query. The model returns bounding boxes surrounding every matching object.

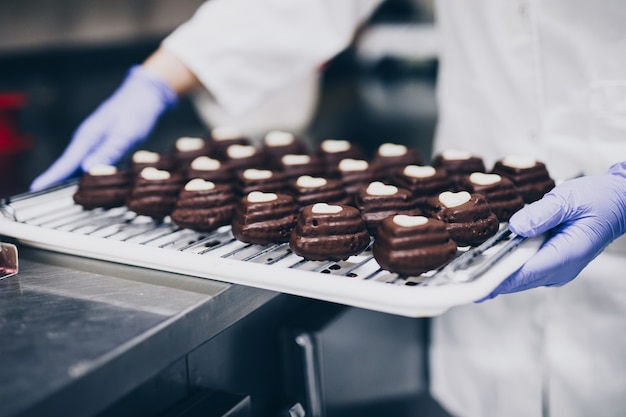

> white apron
[431,1,626,416]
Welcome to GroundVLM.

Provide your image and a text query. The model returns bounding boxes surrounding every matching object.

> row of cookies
[72,132,555,276]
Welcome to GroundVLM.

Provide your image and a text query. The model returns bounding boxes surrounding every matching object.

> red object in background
[0,93,32,154]
[0,92,33,197]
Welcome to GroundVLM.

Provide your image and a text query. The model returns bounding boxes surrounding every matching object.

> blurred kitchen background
[0,0,438,198]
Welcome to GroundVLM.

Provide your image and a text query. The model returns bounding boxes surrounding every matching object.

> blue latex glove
[30,65,177,191]
[486,161,626,298]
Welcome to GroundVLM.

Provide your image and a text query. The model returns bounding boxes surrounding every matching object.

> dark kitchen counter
[0,244,297,417]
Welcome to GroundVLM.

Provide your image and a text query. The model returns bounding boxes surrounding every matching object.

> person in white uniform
[30,1,626,416]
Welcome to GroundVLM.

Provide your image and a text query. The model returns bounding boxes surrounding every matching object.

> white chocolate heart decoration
[176,137,205,152]
[321,139,350,154]
[248,191,278,203]
[264,130,294,147]
[469,172,501,185]
[140,167,171,181]
[441,149,472,160]
[282,154,311,166]
[403,165,436,178]
[312,202,343,214]
[502,155,537,169]
[338,158,368,172]
[393,215,428,227]
[185,178,216,191]
[297,175,327,188]
[227,144,256,159]
[366,181,398,196]
[132,150,160,163]
[212,126,242,141]
[439,191,471,208]
[88,164,117,176]
[378,143,407,157]
[243,169,273,180]
[190,156,220,171]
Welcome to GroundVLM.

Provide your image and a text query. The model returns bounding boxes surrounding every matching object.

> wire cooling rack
[0,183,543,317]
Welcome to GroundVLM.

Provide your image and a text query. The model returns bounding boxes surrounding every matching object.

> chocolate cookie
[172,136,213,169]
[289,203,370,261]
[234,168,289,196]
[459,172,525,222]
[337,158,374,203]
[354,181,421,236]
[73,165,132,209]
[170,179,236,231]
[317,139,363,177]
[279,154,327,181]
[185,156,234,185]
[491,155,555,203]
[392,165,453,209]
[424,191,499,247]
[126,167,186,219]
[261,130,308,166]
[290,175,352,208]
[371,143,423,181]
[208,126,251,160]
[373,215,458,276]
[231,191,299,245]
[431,150,486,188]
[130,150,176,177]
[223,144,267,172]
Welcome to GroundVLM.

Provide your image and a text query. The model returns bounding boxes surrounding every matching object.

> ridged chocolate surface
[262,140,308,167]
[290,204,370,261]
[234,170,289,196]
[355,187,421,236]
[223,148,268,172]
[208,136,250,161]
[424,193,499,246]
[130,154,176,177]
[173,143,214,169]
[231,193,299,244]
[339,168,375,200]
[392,167,453,207]
[373,217,458,276]
[290,178,352,208]
[371,148,423,181]
[318,145,364,177]
[170,185,236,231]
[126,173,186,219]
[280,154,327,181]
[73,170,133,209]
[431,154,486,175]
[459,175,525,222]
[491,161,555,203]
[185,164,234,185]
[431,154,486,187]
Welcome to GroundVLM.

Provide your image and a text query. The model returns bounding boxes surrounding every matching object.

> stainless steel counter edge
[0,243,283,417]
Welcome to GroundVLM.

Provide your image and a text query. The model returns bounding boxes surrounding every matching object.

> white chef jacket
[162,0,382,137]
[431,1,626,417]
[162,1,626,416]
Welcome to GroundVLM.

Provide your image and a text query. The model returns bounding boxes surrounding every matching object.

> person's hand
[30,65,177,191]
[486,162,626,298]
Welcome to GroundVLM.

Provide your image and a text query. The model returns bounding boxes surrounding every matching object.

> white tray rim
[0,213,543,317]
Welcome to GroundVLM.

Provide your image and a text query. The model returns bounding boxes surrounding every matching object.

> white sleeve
[162,0,383,116]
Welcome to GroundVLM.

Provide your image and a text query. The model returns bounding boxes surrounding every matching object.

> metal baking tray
[0,183,543,317]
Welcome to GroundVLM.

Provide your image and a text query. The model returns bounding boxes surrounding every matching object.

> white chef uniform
[162,1,626,416]
[162,0,382,138]
[431,1,626,417]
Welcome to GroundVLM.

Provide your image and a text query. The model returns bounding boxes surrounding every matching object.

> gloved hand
[30,65,177,191]
[486,161,626,298]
